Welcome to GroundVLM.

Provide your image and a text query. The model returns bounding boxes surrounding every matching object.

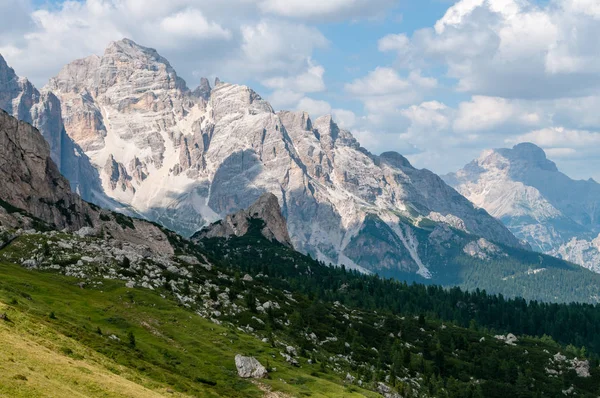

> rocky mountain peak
[105,38,165,64]
[192,192,293,248]
[277,110,312,132]
[0,54,110,205]
[0,54,37,123]
[380,151,414,169]
[29,38,526,276]
[446,143,600,271]
[0,54,16,85]
[313,114,339,143]
[193,77,212,100]
[497,142,558,173]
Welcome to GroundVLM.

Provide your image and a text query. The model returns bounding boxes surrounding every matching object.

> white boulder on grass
[235,354,268,378]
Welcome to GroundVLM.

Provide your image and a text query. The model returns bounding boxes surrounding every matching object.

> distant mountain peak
[446,143,600,272]
[193,77,212,100]
[35,38,524,275]
[105,37,156,56]
[495,142,558,172]
[380,151,414,169]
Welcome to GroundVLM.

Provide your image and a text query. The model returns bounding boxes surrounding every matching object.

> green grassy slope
[0,263,377,398]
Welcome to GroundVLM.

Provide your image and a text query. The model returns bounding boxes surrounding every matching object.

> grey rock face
[445,143,600,273]
[0,109,91,230]
[193,193,293,247]
[234,355,268,378]
[104,154,135,194]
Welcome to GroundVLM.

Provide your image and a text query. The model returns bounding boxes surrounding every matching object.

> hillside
[0,204,599,397]
[0,262,383,398]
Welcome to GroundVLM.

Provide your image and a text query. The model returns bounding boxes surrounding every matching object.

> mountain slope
[193,192,293,247]
[0,203,599,397]
[39,38,523,279]
[445,143,600,272]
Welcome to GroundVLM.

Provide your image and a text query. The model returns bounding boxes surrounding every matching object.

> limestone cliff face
[193,193,293,248]
[0,54,107,205]
[0,108,90,230]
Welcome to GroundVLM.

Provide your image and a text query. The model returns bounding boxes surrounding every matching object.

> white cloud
[386,0,600,100]
[159,8,232,40]
[263,59,327,111]
[454,96,542,132]
[510,127,600,149]
[258,0,396,21]
[544,147,577,158]
[0,1,328,87]
[237,20,327,77]
[332,109,357,129]
[268,89,305,110]
[296,97,332,117]
[346,67,437,114]
[262,59,325,93]
[401,101,452,132]
[378,33,410,52]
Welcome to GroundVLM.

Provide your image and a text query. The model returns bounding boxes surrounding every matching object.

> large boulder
[234,354,268,378]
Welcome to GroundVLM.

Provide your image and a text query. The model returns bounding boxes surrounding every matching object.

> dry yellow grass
[0,303,192,398]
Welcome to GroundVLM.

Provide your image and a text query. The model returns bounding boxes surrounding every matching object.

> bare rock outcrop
[193,193,293,248]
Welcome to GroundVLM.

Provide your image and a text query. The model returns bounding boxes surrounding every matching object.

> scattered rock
[235,355,268,378]
[494,333,518,345]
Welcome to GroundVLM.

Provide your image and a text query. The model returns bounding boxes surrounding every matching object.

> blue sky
[3,0,600,180]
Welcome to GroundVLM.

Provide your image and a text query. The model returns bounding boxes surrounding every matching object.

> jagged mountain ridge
[445,143,600,273]
[29,38,526,277]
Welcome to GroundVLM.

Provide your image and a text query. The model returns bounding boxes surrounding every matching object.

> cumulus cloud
[510,127,600,149]
[453,96,543,133]
[332,109,357,129]
[236,20,327,77]
[349,0,600,179]
[0,0,328,88]
[258,0,396,21]
[159,8,232,40]
[6,0,600,181]
[262,59,325,93]
[346,67,436,113]
[383,0,600,99]
[296,97,332,117]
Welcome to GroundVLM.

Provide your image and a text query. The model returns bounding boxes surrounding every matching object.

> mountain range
[1,76,600,396]
[445,143,600,273]
[5,37,600,292]
[0,38,524,281]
